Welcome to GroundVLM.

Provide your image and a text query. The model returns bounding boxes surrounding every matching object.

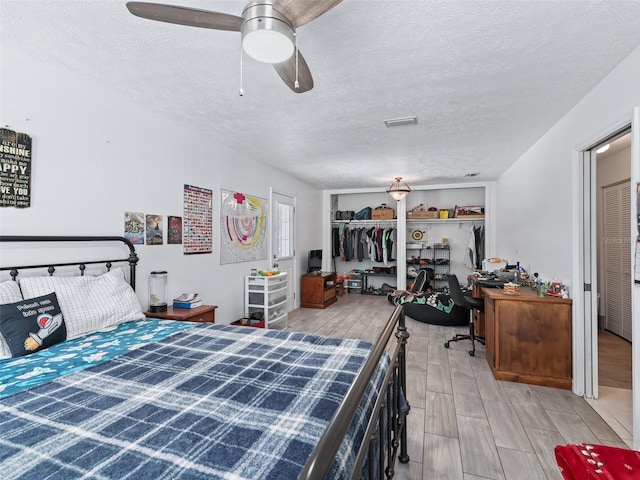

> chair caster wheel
[444,342,450,349]
[468,351,475,356]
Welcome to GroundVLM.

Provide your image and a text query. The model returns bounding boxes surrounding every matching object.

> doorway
[270,189,297,316]
[587,132,634,447]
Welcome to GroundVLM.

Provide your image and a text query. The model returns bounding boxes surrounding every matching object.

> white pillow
[19,268,143,340]
[0,280,24,359]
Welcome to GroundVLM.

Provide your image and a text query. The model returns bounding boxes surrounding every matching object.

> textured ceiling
[2,0,640,189]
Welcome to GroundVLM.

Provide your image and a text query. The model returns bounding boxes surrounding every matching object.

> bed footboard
[300,304,410,479]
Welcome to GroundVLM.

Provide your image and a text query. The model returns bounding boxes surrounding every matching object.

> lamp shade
[241,3,295,64]
[387,177,411,201]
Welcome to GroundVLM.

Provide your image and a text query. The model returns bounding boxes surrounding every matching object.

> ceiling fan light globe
[242,17,294,64]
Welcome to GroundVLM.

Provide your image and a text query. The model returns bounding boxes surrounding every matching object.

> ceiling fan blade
[273,50,314,93]
[126,2,242,31]
[273,0,343,28]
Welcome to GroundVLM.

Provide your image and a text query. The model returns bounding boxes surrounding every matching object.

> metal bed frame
[0,235,409,480]
[0,236,139,289]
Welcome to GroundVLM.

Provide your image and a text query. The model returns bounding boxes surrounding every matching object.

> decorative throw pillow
[0,292,67,357]
[0,280,24,359]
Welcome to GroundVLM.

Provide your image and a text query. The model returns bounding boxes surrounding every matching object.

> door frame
[572,108,639,450]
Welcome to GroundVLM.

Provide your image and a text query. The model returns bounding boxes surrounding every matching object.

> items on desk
[503,282,520,295]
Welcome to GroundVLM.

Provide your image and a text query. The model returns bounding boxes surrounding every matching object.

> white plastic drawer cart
[244,272,288,329]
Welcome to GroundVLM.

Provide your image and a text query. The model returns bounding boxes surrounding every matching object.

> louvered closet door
[603,181,632,341]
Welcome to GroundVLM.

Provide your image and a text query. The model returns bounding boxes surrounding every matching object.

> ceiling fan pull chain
[294,33,299,90]
[239,44,244,96]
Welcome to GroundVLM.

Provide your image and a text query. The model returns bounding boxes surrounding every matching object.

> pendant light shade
[387,177,412,201]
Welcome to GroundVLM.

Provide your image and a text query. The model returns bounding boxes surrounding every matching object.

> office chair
[409,269,427,293]
[444,274,485,356]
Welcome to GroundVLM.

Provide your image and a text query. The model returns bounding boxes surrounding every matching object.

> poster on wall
[220,189,267,264]
[124,211,145,245]
[0,128,32,208]
[183,184,213,255]
[168,216,183,244]
[146,214,164,245]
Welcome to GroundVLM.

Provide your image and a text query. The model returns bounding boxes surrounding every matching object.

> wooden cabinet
[483,287,572,389]
[301,272,337,309]
[145,305,217,323]
[245,273,288,329]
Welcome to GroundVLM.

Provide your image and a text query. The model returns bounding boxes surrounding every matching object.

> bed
[0,236,410,479]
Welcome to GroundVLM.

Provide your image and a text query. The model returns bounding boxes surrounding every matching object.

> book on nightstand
[173,293,202,309]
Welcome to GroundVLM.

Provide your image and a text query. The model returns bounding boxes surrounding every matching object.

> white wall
[0,47,323,323]
[495,45,640,286]
[494,44,640,448]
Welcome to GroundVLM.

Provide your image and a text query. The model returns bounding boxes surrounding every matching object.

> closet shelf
[407,218,484,224]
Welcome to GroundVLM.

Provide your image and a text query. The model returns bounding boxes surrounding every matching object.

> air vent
[465,172,479,177]
[384,116,418,128]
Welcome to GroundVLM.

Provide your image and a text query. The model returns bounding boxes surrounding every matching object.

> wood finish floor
[598,330,632,389]
[287,294,628,480]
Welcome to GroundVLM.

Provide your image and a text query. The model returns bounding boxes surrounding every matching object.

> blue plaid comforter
[0,323,388,479]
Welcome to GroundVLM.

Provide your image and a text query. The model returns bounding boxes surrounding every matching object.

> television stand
[301,271,337,309]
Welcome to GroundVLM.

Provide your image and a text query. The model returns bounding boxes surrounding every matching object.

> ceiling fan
[126,0,344,93]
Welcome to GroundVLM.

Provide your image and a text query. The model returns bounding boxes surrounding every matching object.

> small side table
[144,305,217,323]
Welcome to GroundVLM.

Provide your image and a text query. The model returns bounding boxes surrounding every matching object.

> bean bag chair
[388,290,469,326]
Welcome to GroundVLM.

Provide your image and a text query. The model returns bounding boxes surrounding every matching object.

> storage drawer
[249,292,264,305]
[323,287,336,301]
[347,280,362,288]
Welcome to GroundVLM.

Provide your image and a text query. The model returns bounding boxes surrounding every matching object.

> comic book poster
[0,128,32,208]
[146,214,163,245]
[168,216,182,244]
[124,211,144,245]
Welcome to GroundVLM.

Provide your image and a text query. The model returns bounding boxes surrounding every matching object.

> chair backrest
[446,274,472,309]
[409,269,427,293]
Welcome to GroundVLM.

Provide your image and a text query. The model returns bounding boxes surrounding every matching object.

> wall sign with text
[0,128,32,208]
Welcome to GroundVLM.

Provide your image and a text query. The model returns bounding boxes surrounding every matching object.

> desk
[483,287,572,389]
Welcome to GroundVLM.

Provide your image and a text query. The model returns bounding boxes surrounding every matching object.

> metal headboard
[0,236,139,290]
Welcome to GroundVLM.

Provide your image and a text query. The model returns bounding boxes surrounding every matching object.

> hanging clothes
[332,226,340,257]
[465,225,477,269]
[356,228,365,261]
[474,225,485,269]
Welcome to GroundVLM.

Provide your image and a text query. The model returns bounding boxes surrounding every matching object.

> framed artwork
[183,184,213,255]
[124,211,144,245]
[145,214,163,245]
[168,216,183,245]
[220,189,267,264]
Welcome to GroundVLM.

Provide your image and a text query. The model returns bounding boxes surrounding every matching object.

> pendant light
[387,177,412,201]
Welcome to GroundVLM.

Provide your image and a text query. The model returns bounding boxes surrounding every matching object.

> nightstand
[144,305,217,323]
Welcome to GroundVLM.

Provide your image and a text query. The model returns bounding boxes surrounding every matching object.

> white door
[271,190,296,313]
[603,180,633,341]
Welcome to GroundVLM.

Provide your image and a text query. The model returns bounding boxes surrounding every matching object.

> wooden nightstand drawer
[144,305,217,323]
